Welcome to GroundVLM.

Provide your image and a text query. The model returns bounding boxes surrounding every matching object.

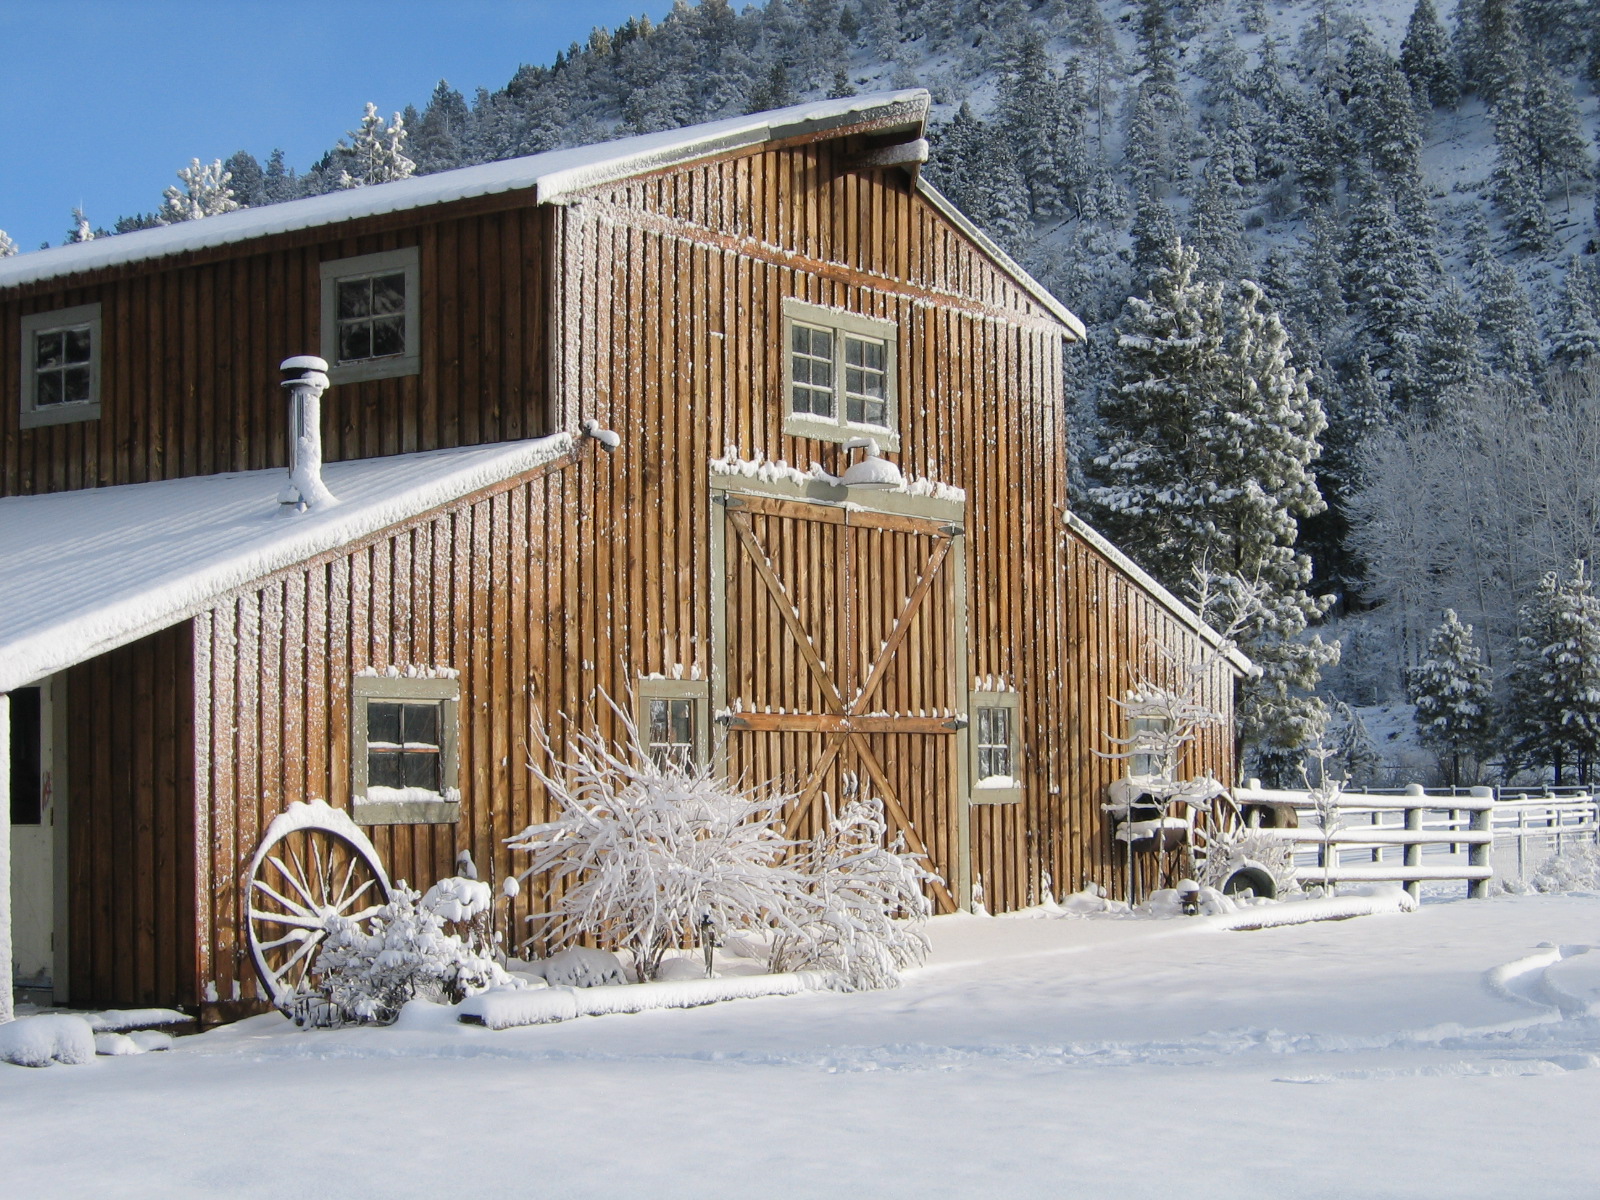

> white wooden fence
[1488,789,1600,881]
[1233,782,1508,899]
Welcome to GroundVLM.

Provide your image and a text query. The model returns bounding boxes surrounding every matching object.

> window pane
[34,331,64,370]
[402,702,439,748]
[371,316,405,358]
[368,702,402,747]
[845,336,884,371]
[649,699,670,747]
[63,366,92,403]
[338,279,371,320]
[368,750,404,790]
[670,699,693,748]
[36,370,64,407]
[401,750,441,792]
[339,323,372,362]
[370,273,406,315]
[64,326,93,364]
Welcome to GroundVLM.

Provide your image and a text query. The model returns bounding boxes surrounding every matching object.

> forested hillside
[8,0,1599,772]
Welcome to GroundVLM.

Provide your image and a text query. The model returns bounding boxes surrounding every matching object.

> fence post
[1403,784,1423,902]
[1468,786,1492,899]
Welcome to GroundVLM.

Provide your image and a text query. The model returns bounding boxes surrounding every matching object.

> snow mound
[536,947,629,989]
[88,1008,193,1032]
[458,972,827,1030]
[94,1033,142,1056]
[0,1015,97,1067]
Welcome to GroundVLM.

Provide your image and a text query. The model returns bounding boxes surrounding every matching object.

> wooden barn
[0,90,1250,1022]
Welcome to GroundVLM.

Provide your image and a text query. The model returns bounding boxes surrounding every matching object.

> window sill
[971,782,1022,805]
[783,412,900,452]
[21,401,101,430]
[352,795,461,825]
[328,354,421,386]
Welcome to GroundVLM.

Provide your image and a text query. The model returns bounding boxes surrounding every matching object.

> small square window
[636,678,710,770]
[351,673,460,825]
[970,691,1022,803]
[1130,716,1173,778]
[782,299,899,450]
[320,248,420,384]
[19,303,102,429]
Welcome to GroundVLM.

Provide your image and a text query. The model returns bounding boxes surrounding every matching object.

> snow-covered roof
[0,91,930,293]
[0,436,572,693]
[1064,512,1257,678]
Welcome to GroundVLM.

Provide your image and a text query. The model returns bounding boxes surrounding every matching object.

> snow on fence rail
[1233,783,1600,898]
[1234,782,1496,899]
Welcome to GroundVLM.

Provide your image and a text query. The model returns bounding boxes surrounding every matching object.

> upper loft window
[320,247,420,384]
[781,298,899,450]
[19,303,102,429]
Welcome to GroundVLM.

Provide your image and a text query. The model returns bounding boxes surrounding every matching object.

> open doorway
[10,679,66,1006]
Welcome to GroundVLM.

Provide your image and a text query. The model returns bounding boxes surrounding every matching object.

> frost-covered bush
[301,881,518,1027]
[769,798,935,990]
[1526,842,1600,893]
[0,1015,96,1068]
[510,711,803,982]
[1196,823,1299,899]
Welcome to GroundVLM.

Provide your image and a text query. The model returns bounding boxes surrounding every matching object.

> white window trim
[320,246,421,385]
[19,302,102,429]
[781,297,900,451]
[970,690,1022,805]
[350,674,460,825]
[635,677,711,769]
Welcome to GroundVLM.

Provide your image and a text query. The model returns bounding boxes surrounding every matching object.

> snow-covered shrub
[537,947,628,988]
[1196,822,1300,899]
[1527,842,1600,893]
[510,709,803,982]
[301,881,519,1027]
[0,1015,96,1067]
[769,798,935,990]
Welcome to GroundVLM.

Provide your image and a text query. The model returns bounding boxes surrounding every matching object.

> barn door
[716,491,965,912]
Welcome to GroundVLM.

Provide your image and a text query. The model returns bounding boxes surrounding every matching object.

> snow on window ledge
[353,785,461,826]
[972,775,1022,805]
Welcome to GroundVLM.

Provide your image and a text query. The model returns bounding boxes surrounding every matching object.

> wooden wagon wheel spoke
[244,801,393,1013]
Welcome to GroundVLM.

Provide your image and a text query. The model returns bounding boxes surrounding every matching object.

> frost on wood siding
[1063,527,1238,900]
[554,137,1088,912]
[0,203,555,497]
[189,456,576,1017]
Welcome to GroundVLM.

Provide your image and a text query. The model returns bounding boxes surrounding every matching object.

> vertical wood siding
[0,204,553,497]
[65,622,196,1008]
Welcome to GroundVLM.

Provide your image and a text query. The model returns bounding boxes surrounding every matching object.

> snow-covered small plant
[159,158,241,223]
[304,881,518,1027]
[509,703,802,982]
[1526,842,1600,893]
[769,797,936,990]
[0,228,16,258]
[1302,742,1346,894]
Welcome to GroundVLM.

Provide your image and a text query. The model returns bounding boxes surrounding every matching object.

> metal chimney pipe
[278,355,335,513]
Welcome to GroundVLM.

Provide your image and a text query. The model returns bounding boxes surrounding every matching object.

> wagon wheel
[245,800,393,1011]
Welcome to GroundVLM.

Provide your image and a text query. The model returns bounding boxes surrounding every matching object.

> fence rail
[1229,782,1598,899]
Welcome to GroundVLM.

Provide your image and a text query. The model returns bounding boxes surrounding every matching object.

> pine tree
[411,81,471,174]
[1401,0,1459,107]
[224,151,265,208]
[1407,609,1496,786]
[66,208,94,243]
[262,148,297,203]
[1186,135,1247,281]
[927,104,1029,253]
[1508,565,1600,784]
[160,158,242,222]
[338,104,417,188]
[0,229,16,257]
[1526,53,1590,210]
[1475,256,1543,399]
[1420,279,1486,409]
[1551,263,1600,366]
[1089,245,1333,757]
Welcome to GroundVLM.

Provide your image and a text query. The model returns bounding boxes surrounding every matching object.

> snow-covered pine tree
[1489,73,1554,250]
[160,158,242,223]
[1343,172,1430,402]
[338,103,417,188]
[66,208,94,243]
[1407,609,1496,786]
[1526,51,1590,210]
[1474,254,1544,399]
[223,151,266,208]
[1187,134,1247,281]
[262,148,297,203]
[1420,279,1487,410]
[0,229,15,257]
[410,80,471,174]
[1508,564,1600,784]
[1400,0,1460,108]
[1551,262,1600,366]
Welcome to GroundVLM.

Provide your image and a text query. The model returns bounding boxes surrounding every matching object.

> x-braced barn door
[714,490,965,912]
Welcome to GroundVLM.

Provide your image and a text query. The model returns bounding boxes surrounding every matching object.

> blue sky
[0,0,677,253]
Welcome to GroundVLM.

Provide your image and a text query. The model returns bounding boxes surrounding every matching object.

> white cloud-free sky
[0,0,677,253]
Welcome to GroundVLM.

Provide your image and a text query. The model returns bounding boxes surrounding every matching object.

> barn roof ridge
[0,90,930,293]
[0,436,573,694]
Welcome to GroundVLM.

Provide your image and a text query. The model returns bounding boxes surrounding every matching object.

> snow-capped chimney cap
[281,355,329,375]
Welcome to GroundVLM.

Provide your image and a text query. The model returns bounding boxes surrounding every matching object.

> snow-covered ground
[4,893,1599,1198]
